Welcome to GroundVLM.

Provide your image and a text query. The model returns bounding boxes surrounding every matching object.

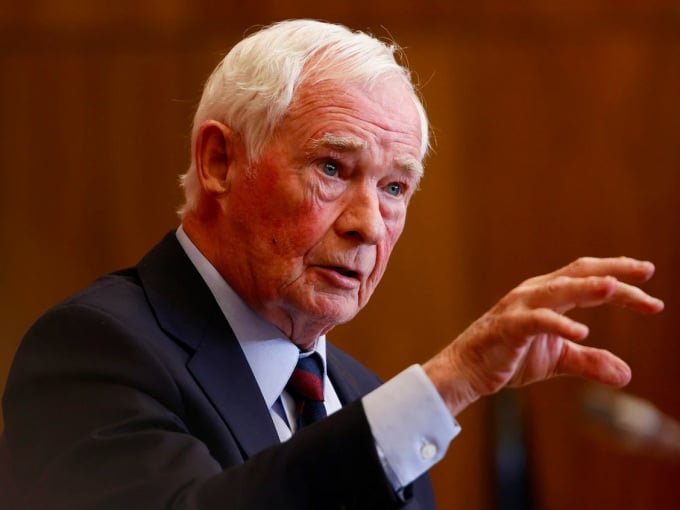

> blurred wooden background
[1,1,678,509]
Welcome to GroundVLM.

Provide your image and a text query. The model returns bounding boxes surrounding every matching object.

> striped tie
[286,353,327,429]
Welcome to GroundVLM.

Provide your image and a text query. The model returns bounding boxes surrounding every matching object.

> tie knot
[287,353,325,402]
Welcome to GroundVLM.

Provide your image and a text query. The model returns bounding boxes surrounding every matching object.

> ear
[194,120,239,196]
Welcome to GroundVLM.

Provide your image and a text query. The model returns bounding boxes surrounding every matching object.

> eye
[321,161,339,177]
[385,182,404,197]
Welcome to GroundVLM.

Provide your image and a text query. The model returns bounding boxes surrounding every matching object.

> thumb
[555,342,631,387]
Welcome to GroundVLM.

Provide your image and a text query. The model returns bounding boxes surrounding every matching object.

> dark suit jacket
[1,232,436,510]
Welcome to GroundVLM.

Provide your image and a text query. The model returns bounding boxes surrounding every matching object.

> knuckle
[570,256,591,270]
[520,275,539,286]
[544,275,570,298]
[527,308,548,329]
[551,275,571,288]
[545,281,559,297]
[498,289,522,310]
[616,255,634,267]
[504,287,522,302]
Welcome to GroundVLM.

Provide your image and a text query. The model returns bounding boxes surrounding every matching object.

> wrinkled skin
[424,256,664,415]
[183,76,423,349]
[184,75,664,417]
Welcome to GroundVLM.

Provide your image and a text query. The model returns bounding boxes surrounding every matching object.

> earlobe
[195,120,238,196]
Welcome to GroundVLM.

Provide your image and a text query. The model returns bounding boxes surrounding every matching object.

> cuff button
[421,442,437,460]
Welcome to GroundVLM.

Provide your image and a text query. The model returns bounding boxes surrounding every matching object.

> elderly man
[1,19,663,510]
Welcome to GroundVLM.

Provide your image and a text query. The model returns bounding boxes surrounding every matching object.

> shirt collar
[175,226,328,408]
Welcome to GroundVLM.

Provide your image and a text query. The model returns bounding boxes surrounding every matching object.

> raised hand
[423,257,664,416]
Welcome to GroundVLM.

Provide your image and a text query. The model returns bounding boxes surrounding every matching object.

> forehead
[280,78,424,167]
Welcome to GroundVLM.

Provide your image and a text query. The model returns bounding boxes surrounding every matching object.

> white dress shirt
[176,226,461,489]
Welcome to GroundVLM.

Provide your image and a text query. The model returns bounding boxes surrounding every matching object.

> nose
[335,184,386,245]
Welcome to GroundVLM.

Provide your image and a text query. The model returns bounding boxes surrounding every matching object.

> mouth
[332,266,359,278]
[320,265,360,279]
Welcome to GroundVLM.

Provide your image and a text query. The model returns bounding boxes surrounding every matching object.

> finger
[550,256,656,284]
[608,280,665,314]
[524,275,664,314]
[502,308,589,344]
[554,342,631,387]
[525,275,618,312]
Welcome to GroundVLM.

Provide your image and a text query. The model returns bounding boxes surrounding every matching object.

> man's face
[217,77,424,346]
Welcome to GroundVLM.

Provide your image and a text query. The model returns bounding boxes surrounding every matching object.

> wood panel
[1,2,678,509]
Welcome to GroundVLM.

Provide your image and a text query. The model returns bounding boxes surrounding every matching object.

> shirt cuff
[362,364,461,489]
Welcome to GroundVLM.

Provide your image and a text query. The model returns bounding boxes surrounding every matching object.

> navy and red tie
[286,353,327,429]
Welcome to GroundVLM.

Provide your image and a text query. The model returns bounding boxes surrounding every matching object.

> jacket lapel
[137,232,280,458]
[325,344,382,405]
[186,322,280,457]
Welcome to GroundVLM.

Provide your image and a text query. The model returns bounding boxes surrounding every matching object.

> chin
[298,295,361,328]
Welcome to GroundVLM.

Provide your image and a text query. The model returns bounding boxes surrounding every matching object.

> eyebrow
[310,133,366,152]
[396,156,424,180]
[310,133,424,179]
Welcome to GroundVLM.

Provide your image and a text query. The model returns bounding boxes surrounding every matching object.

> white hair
[177,19,430,218]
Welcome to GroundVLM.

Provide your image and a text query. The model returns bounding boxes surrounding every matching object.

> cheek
[365,223,404,289]
[245,183,330,257]
[271,216,324,256]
